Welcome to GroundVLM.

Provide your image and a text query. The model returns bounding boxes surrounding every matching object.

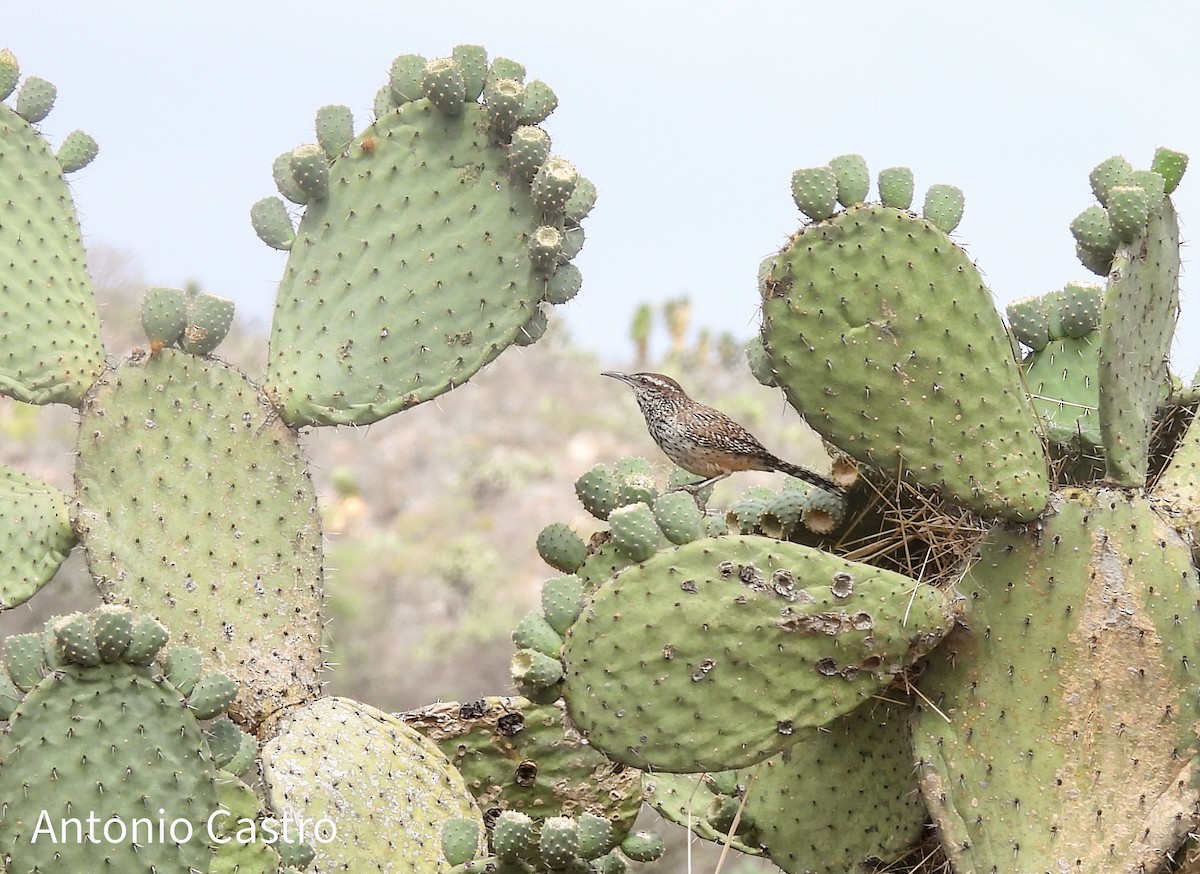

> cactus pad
[762,203,1049,521]
[0,73,104,406]
[403,696,643,838]
[74,349,323,726]
[264,49,592,426]
[561,535,959,772]
[0,463,75,608]
[912,489,1200,873]
[261,695,482,874]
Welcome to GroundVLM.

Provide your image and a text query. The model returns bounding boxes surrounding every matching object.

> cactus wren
[603,371,843,495]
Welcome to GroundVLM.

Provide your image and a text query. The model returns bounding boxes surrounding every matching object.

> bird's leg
[672,472,728,495]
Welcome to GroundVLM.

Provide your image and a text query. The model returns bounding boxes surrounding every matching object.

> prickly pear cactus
[561,534,959,771]
[0,55,104,407]
[261,49,594,426]
[0,606,279,873]
[760,161,1049,521]
[261,696,481,874]
[913,490,1200,873]
[0,462,75,608]
[73,348,324,726]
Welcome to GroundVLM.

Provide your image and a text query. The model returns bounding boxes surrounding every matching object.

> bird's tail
[770,457,846,496]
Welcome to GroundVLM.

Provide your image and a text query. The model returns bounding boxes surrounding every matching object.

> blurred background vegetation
[0,247,837,872]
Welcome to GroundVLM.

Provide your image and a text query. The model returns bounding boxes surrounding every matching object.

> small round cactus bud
[745,337,776,387]
[791,166,838,220]
[576,813,616,861]
[486,78,526,139]
[141,286,188,347]
[289,144,330,201]
[1059,281,1104,338]
[575,464,620,520]
[1106,184,1151,242]
[1006,295,1051,352]
[487,57,527,88]
[56,130,99,173]
[801,487,847,534]
[4,633,46,692]
[532,156,579,216]
[537,522,587,574]
[511,647,564,689]
[251,197,296,251]
[1131,169,1165,205]
[609,502,660,562]
[564,176,597,224]
[1151,146,1188,194]
[123,615,170,666]
[652,491,705,546]
[922,184,965,233]
[528,225,565,274]
[389,53,427,105]
[205,715,248,769]
[187,671,238,719]
[277,836,316,868]
[164,645,203,696]
[423,58,467,116]
[545,263,583,305]
[539,816,579,870]
[877,166,915,210]
[828,153,869,206]
[492,811,534,864]
[508,125,552,183]
[273,150,309,205]
[619,830,665,863]
[1075,240,1113,277]
[1069,205,1118,255]
[14,75,56,123]
[92,606,134,664]
[315,104,354,158]
[441,817,482,866]
[512,611,564,657]
[53,613,101,667]
[0,48,20,101]
[451,44,488,101]
[519,80,558,124]
[180,291,236,356]
[1089,155,1133,207]
[540,575,584,635]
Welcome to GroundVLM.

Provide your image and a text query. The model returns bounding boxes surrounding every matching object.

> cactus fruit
[56,129,99,173]
[262,696,482,873]
[561,535,960,772]
[1152,146,1188,193]
[263,49,594,427]
[74,349,324,726]
[828,153,869,206]
[0,463,75,608]
[1089,154,1134,206]
[762,198,1049,521]
[790,166,839,220]
[536,522,588,573]
[913,490,1200,872]
[876,165,914,210]
[540,574,584,635]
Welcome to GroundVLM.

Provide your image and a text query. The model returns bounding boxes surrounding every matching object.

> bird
[603,371,844,495]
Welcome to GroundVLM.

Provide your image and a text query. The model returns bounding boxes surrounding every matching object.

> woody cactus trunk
[1,40,1198,874]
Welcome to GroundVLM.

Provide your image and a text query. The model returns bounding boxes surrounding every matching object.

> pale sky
[9,2,1200,374]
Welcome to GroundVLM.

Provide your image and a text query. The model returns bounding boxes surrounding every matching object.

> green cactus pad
[74,349,323,726]
[912,489,1200,873]
[1151,146,1188,194]
[452,45,488,101]
[513,611,564,657]
[0,49,18,101]
[652,491,705,545]
[1089,154,1134,206]
[250,196,297,251]
[1098,198,1180,485]
[790,166,839,220]
[876,166,914,210]
[745,696,925,874]
[315,103,354,158]
[141,285,189,346]
[0,608,248,873]
[92,604,134,662]
[1057,280,1103,338]
[762,204,1049,521]
[745,336,776,386]
[1069,204,1118,254]
[0,463,75,608]
[1007,295,1051,352]
[272,150,309,205]
[288,143,330,201]
[442,817,483,866]
[265,56,588,427]
[828,154,869,206]
[1024,334,1102,453]
[520,80,559,125]
[1105,183,1152,242]
[403,697,643,839]
[491,810,534,864]
[540,574,584,635]
[14,75,55,122]
[179,289,235,356]
[0,97,105,406]
[536,522,587,573]
[56,129,99,173]
[538,816,579,868]
[607,501,665,562]
[263,696,482,874]
[561,535,959,772]
[921,183,964,233]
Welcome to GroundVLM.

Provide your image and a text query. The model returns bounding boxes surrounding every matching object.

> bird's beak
[601,371,633,384]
